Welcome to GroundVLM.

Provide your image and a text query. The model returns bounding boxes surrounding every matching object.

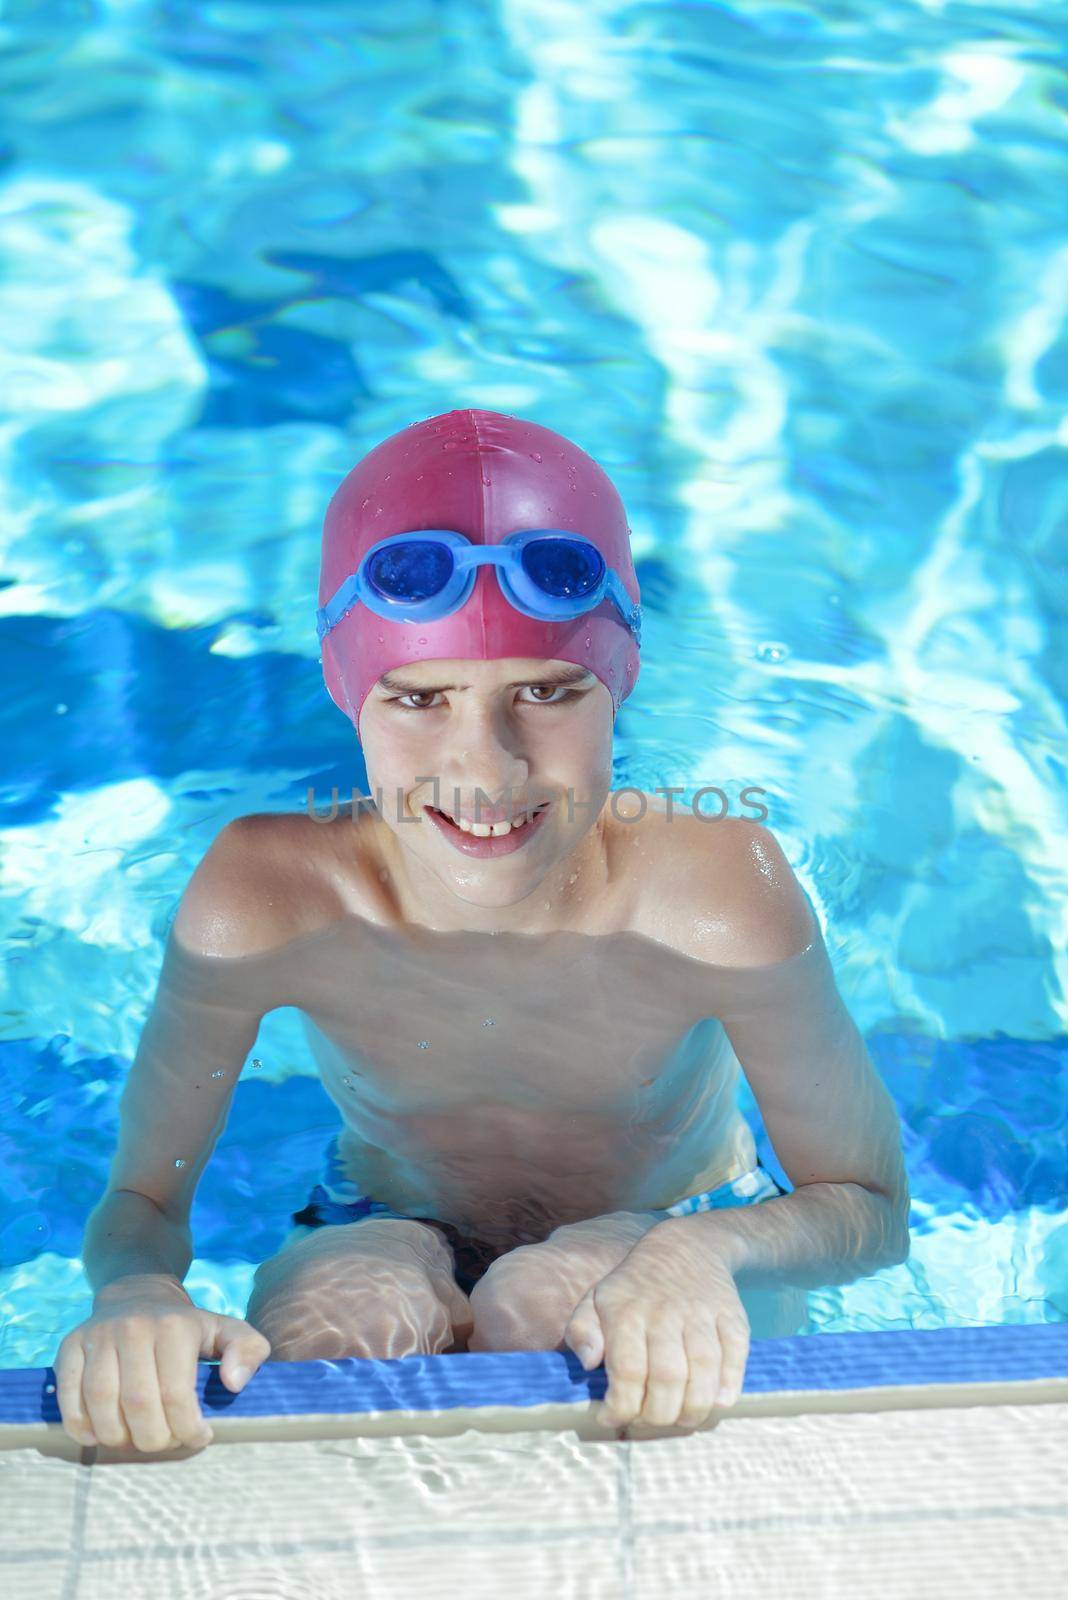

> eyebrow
[377,665,595,693]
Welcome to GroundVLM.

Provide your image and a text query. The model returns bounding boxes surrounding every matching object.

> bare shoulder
[630,804,816,968]
[172,809,353,958]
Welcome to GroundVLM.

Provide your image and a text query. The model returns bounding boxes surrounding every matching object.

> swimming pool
[1,0,1066,1546]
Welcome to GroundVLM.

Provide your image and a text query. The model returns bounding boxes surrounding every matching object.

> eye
[520,684,579,704]
[392,685,580,712]
[395,691,443,711]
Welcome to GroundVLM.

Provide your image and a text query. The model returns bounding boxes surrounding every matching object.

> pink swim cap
[318,409,642,739]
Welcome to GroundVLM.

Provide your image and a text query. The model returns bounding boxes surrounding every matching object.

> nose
[436,703,530,816]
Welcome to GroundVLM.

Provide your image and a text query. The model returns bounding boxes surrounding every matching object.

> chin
[435,864,550,908]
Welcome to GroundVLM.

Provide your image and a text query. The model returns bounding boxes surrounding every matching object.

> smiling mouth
[425,802,551,838]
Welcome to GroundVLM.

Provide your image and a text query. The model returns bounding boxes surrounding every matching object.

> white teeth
[434,806,544,837]
[462,814,529,837]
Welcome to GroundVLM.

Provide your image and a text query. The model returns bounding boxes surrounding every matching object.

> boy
[58,409,909,1454]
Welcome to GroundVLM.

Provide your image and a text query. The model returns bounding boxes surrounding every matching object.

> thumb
[205,1313,271,1391]
[565,1290,604,1369]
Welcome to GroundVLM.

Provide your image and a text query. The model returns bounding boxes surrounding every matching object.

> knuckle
[606,1364,645,1385]
[112,1314,150,1338]
[154,1312,190,1335]
[593,1287,640,1315]
[645,1372,685,1391]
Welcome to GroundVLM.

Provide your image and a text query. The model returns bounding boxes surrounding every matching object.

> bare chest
[286,921,747,1234]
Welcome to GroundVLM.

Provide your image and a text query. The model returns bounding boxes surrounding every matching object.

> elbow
[880,1227,911,1269]
[866,1183,911,1267]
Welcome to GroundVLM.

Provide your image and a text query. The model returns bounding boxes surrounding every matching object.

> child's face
[357,657,615,909]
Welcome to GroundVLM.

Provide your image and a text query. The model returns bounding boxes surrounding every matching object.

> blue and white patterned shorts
[289,1130,787,1291]
[659,1163,787,1214]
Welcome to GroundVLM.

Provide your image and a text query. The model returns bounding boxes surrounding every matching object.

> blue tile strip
[2,1323,1065,1428]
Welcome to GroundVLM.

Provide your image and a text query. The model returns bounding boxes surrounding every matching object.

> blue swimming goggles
[316,528,642,646]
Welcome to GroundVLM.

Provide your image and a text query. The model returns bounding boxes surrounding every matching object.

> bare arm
[81,818,278,1304]
[636,822,910,1288]
[646,1180,907,1292]
[564,822,910,1430]
[82,1191,197,1303]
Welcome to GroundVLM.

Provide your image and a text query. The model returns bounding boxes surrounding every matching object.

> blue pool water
[2,2,1066,1370]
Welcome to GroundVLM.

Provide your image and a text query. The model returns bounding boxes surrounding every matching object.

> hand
[563,1223,749,1430]
[53,1275,271,1454]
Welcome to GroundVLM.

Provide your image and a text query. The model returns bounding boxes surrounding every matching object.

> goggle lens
[366,540,454,602]
[520,537,604,599]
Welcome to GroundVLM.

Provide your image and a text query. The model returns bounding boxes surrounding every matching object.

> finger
[599,1306,647,1426]
[677,1323,723,1428]
[564,1290,604,1368]
[82,1342,128,1449]
[54,1343,95,1446]
[714,1309,751,1407]
[217,1323,271,1392]
[639,1322,689,1427]
[116,1328,179,1452]
[155,1317,215,1446]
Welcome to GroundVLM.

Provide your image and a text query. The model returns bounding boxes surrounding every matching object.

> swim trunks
[289,1131,789,1294]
